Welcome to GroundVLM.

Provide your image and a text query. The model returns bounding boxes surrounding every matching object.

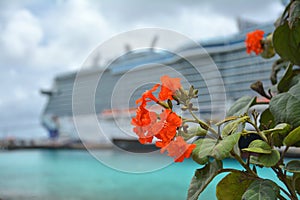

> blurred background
[0,0,286,199]
[0,0,284,139]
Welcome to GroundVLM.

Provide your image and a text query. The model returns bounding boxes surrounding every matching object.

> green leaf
[273,21,300,66]
[277,64,300,93]
[192,138,216,165]
[270,59,288,85]
[278,64,294,93]
[250,149,280,167]
[289,73,300,88]
[188,126,207,137]
[276,1,292,28]
[262,123,291,135]
[227,96,256,117]
[283,126,300,146]
[259,108,275,130]
[212,133,241,160]
[192,133,241,164]
[269,82,300,128]
[286,160,300,173]
[270,123,292,148]
[222,116,249,137]
[271,133,285,147]
[216,172,254,200]
[242,179,279,200]
[242,140,272,154]
[187,160,222,200]
[273,123,292,134]
[268,123,292,147]
[289,1,300,29]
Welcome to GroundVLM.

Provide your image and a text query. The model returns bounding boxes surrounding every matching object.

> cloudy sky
[0,0,284,138]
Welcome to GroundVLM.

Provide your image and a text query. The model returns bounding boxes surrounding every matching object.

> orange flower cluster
[161,136,196,162]
[131,75,196,162]
[245,30,264,55]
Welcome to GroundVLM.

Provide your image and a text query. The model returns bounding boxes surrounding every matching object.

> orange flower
[136,83,160,107]
[132,83,163,144]
[155,109,182,148]
[161,136,196,162]
[131,106,151,127]
[159,75,181,101]
[245,30,264,55]
[133,111,157,144]
[133,126,153,144]
[132,75,191,160]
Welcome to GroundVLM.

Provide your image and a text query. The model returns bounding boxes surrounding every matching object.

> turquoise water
[0,150,295,200]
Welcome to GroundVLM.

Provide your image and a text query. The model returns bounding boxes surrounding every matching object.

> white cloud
[0,0,285,70]
[34,0,113,70]
[0,9,43,64]
[175,8,238,39]
[0,0,119,135]
[0,0,114,71]
[13,87,29,101]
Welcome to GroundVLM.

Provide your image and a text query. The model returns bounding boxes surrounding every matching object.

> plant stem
[247,120,268,142]
[272,166,298,200]
[218,168,243,174]
[230,150,257,177]
[278,185,292,200]
[188,109,218,136]
[182,119,198,123]
[246,153,250,167]
[278,194,288,200]
[279,146,289,164]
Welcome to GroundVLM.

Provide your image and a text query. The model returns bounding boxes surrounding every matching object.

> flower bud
[181,105,188,111]
[261,34,275,59]
[188,85,194,97]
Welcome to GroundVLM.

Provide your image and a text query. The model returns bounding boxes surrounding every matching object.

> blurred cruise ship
[40,22,277,145]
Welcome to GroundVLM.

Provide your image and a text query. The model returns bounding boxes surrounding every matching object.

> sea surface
[0,149,294,200]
